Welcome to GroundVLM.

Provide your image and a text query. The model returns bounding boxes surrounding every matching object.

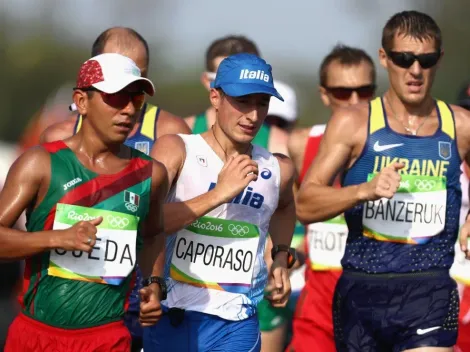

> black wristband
[142,276,167,301]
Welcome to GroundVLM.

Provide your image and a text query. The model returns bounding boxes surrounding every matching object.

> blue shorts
[143,308,261,352]
[333,270,459,352]
[124,266,143,339]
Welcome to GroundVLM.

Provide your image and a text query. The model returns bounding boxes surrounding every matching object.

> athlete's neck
[384,90,435,119]
[209,124,251,161]
[73,127,126,163]
[205,107,217,128]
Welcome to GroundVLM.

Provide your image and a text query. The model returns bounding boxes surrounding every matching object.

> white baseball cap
[267,80,298,122]
[74,53,155,96]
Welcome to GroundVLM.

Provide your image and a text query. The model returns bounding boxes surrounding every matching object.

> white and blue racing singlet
[163,134,280,321]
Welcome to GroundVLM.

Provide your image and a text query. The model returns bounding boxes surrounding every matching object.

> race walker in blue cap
[143,53,297,352]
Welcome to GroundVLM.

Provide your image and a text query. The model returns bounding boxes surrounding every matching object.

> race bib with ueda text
[170,216,259,294]
[362,174,446,244]
[48,203,138,285]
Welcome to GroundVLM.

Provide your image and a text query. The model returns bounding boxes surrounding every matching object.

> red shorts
[286,269,341,352]
[5,312,131,352]
[456,285,470,352]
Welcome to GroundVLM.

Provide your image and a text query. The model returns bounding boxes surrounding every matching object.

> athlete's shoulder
[288,127,311,155]
[156,109,191,136]
[11,144,53,177]
[273,153,295,177]
[150,133,188,160]
[330,101,369,126]
[449,104,470,151]
[40,115,77,143]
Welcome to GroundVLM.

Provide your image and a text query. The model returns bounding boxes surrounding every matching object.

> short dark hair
[382,11,442,52]
[91,27,150,66]
[319,44,376,87]
[206,35,260,72]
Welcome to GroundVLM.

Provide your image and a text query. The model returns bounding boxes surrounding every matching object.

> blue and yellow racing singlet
[341,97,462,273]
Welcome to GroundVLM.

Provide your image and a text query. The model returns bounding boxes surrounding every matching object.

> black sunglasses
[324,85,376,101]
[386,51,441,69]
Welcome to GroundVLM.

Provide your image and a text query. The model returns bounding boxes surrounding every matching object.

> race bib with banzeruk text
[170,216,260,294]
[48,203,138,285]
[363,174,446,244]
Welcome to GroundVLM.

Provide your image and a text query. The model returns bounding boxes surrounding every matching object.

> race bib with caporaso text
[48,203,138,285]
[308,215,347,271]
[170,216,260,294]
[363,174,446,244]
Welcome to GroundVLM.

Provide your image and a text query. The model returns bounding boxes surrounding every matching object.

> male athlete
[287,44,377,352]
[185,35,289,155]
[40,27,190,352]
[145,53,297,352]
[298,10,470,351]
[451,83,470,352]
[2,53,168,351]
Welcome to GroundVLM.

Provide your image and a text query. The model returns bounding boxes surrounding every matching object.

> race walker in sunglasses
[2,53,168,352]
[144,53,297,352]
[38,27,190,352]
[287,44,377,352]
[297,10,470,352]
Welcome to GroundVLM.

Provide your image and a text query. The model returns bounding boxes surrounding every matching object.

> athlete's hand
[53,217,102,253]
[460,218,470,260]
[214,155,258,203]
[358,162,405,202]
[265,254,291,308]
[139,284,163,327]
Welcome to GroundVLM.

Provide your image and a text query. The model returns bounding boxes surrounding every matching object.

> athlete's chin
[401,93,427,106]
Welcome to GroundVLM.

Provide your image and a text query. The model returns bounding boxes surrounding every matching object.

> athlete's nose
[349,92,360,105]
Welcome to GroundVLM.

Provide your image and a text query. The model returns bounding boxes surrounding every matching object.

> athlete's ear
[379,47,388,70]
[319,86,330,107]
[73,90,89,116]
[209,88,222,110]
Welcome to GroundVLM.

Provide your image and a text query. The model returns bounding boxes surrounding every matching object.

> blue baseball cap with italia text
[210,53,284,101]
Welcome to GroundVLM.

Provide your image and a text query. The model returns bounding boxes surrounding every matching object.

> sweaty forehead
[391,33,438,54]
[325,60,374,88]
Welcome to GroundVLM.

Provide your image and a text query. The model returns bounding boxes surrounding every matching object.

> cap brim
[93,75,155,96]
[219,83,284,101]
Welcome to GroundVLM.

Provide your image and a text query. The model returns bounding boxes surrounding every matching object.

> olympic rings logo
[228,224,249,236]
[414,179,436,191]
[106,215,130,229]
[125,203,138,213]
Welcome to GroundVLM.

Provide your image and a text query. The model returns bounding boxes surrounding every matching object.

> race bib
[170,216,260,294]
[363,174,446,244]
[308,215,347,270]
[48,204,138,285]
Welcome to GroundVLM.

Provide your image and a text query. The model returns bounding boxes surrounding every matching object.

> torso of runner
[300,125,348,273]
[20,140,153,328]
[163,134,280,321]
[74,103,159,314]
[342,97,461,274]
[192,112,271,148]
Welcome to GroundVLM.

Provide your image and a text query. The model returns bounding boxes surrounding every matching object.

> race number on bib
[308,215,347,271]
[170,216,260,294]
[363,174,446,244]
[48,203,138,285]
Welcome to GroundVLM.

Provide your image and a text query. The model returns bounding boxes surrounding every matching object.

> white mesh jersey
[163,134,281,321]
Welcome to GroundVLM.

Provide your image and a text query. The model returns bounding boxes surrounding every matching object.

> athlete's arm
[138,160,169,326]
[150,135,258,234]
[0,148,99,259]
[39,118,76,143]
[287,128,309,183]
[138,160,169,280]
[156,110,191,137]
[296,107,402,224]
[265,154,296,307]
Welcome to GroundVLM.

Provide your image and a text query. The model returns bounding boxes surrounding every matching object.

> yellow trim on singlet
[369,97,386,134]
[141,104,158,140]
[76,115,83,132]
[437,100,455,140]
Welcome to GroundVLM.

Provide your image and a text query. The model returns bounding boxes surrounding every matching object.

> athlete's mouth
[406,81,423,93]
[114,122,132,131]
[238,124,256,135]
